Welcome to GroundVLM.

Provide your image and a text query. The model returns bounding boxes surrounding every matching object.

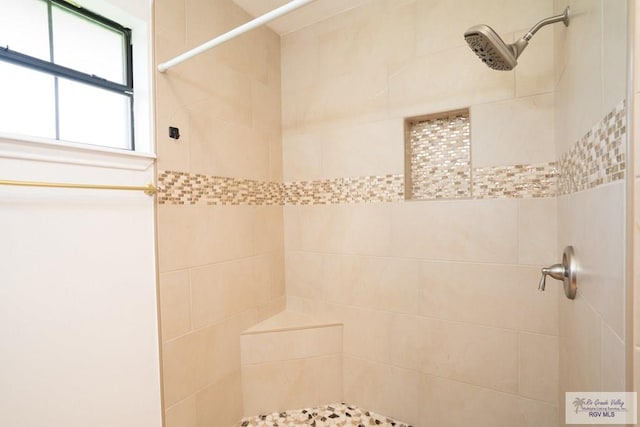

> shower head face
[464,25,517,71]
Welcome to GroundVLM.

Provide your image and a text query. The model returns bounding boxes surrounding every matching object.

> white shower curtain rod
[157,0,317,72]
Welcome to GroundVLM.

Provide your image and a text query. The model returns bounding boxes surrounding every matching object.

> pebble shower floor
[234,403,413,427]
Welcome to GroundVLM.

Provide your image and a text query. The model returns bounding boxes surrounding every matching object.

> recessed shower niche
[404,110,471,201]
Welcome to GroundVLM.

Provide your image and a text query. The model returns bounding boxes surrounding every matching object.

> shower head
[464,25,519,71]
[464,6,570,71]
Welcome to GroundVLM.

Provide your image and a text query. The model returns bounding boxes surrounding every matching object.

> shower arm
[511,7,570,58]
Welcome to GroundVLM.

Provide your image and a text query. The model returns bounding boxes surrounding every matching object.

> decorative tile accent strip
[557,100,626,195]
[157,100,625,205]
[234,403,413,427]
[157,171,283,205]
[283,174,404,205]
[406,110,471,200]
[473,162,558,199]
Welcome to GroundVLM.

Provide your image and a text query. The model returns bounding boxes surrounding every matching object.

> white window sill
[0,132,155,171]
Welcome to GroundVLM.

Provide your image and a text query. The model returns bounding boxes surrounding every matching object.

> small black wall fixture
[169,126,180,140]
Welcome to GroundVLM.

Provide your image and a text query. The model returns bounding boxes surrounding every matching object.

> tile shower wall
[554,1,628,426]
[154,0,285,426]
[282,0,559,425]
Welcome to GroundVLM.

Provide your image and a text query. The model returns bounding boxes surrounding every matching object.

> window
[0,0,134,150]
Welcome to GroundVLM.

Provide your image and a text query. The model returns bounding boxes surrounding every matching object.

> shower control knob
[538,246,577,299]
[538,264,566,291]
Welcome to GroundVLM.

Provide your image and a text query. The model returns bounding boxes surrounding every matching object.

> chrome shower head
[464,25,519,71]
[464,6,570,71]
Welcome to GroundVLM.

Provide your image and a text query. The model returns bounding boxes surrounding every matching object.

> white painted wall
[0,137,162,427]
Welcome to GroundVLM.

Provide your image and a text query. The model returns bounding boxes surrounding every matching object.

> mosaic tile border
[157,101,626,205]
[284,175,404,205]
[472,162,558,199]
[157,171,283,205]
[157,172,404,205]
[234,403,413,427]
[557,99,626,195]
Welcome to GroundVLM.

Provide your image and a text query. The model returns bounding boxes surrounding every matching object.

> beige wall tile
[325,254,421,314]
[269,134,284,183]
[340,306,393,364]
[554,0,604,152]
[253,206,284,254]
[414,0,553,57]
[253,27,282,86]
[391,199,519,263]
[635,347,640,409]
[154,98,191,172]
[471,93,555,168]
[285,251,325,300]
[635,100,640,178]
[252,79,282,134]
[419,259,557,336]
[157,205,195,273]
[601,323,625,392]
[391,315,519,393]
[602,0,628,114]
[283,205,302,251]
[283,68,388,131]
[195,371,243,427]
[301,204,392,256]
[559,295,602,393]
[154,0,185,42]
[343,357,420,426]
[315,356,344,407]
[165,395,197,427]
[182,62,253,128]
[190,258,262,330]
[189,116,269,181]
[282,131,324,182]
[517,266,559,336]
[636,179,640,345]
[184,0,248,47]
[242,355,342,417]
[320,119,404,179]
[162,313,249,407]
[388,46,515,120]
[240,325,342,365]
[156,0,284,422]
[281,31,320,93]
[559,183,625,338]
[420,374,558,427]
[515,27,555,97]
[518,197,558,266]
[519,333,559,403]
[259,251,286,302]
[257,295,287,322]
[159,270,192,342]
[189,263,224,329]
[158,205,257,272]
[419,261,521,330]
[162,330,206,406]
[553,0,570,84]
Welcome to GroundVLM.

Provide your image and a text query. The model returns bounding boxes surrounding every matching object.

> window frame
[0,0,135,150]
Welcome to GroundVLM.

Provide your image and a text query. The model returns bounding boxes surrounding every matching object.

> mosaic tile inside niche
[405,110,471,200]
[234,403,413,427]
[557,99,626,195]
